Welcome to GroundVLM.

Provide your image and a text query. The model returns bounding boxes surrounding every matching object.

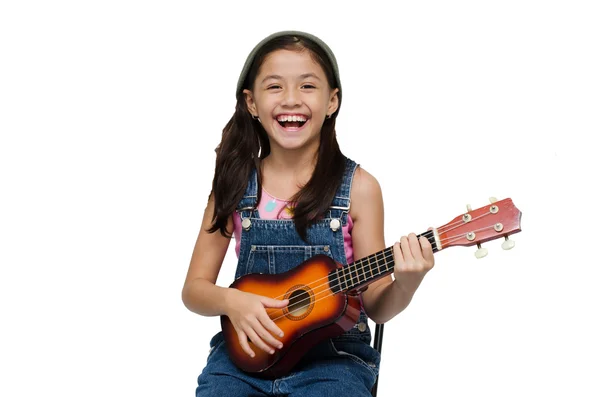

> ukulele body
[220,254,361,378]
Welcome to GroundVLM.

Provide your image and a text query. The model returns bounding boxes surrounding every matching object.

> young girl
[182,30,435,396]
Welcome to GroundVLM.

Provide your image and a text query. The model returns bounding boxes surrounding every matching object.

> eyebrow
[299,73,322,80]
[261,73,322,84]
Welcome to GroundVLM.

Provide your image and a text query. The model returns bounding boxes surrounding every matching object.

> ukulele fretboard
[328,230,438,293]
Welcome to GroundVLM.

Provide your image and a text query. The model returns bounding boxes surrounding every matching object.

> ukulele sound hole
[284,286,314,320]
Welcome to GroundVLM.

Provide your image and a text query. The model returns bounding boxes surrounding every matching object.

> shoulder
[349,166,384,222]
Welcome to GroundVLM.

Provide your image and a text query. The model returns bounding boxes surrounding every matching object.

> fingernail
[270,349,275,354]
[279,332,284,337]
[250,353,255,358]
[278,344,283,349]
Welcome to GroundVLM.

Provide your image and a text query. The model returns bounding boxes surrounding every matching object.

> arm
[181,194,235,317]
[349,167,434,324]
[181,194,288,357]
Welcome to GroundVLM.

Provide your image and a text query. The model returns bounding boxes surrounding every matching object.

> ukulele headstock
[435,197,522,258]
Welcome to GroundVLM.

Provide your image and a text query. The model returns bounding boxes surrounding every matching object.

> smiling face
[243,49,339,154]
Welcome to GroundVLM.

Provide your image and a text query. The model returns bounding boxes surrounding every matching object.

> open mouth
[276,115,308,129]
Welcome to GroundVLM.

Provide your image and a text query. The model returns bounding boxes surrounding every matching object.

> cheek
[256,98,277,115]
[302,98,326,114]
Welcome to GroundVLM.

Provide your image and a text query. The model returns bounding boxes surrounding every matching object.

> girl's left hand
[392,232,435,295]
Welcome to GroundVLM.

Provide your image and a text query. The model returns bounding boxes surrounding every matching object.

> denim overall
[196,157,381,397]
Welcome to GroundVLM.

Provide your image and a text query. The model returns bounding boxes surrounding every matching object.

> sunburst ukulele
[221,197,522,378]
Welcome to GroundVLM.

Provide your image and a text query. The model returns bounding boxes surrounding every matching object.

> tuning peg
[489,197,497,203]
[475,243,488,259]
[501,236,515,250]
[466,204,472,212]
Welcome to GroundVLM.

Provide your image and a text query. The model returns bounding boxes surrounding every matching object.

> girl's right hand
[224,289,289,358]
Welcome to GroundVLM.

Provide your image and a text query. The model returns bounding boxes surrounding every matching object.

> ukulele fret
[387,247,395,271]
[351,262,359,287]
[343,265,351,290]
[359,262,366,284]
[381,249,389,273]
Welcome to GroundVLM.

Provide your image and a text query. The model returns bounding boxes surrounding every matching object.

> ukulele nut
[490,205,499,214]
[494,223,504,232]
[466,232,476,241]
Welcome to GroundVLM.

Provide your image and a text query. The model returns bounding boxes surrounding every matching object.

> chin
[267,132,315,152]
[274,140,310,151]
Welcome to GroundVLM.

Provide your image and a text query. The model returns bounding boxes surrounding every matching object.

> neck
[264,144,318,175]
[261,147,318,194]
[329,230,441,294]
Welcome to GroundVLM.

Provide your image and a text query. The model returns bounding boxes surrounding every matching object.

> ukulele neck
[329,230,440,294]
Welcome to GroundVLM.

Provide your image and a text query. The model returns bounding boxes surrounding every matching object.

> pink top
[233,189,355,265]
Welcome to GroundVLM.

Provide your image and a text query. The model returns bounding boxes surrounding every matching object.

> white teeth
[277,115,307,122]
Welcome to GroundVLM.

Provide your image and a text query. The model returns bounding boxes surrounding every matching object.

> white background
[1,1,599,396]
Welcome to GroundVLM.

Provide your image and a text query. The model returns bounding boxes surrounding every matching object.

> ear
[243,89,258,117]
[327,88,339,116]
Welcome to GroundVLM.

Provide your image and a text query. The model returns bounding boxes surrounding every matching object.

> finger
[393,241,404,266]
[256,316,284,349]
[261,297,290,309]
[420,236,435,266]
[260,297,287,337]
[237,330,256,358]
[259,311,285,339]
[409,233,425,264]
[419,234,433,252]
[400,235,413,269]
[245,324,276,355]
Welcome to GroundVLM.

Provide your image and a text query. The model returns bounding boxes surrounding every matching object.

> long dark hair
[207,34,346,241]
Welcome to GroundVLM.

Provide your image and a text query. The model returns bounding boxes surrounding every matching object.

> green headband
[236,30,342,112]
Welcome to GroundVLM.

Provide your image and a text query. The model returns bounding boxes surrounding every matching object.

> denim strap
[236,167,259,220]
[329,157,358,225]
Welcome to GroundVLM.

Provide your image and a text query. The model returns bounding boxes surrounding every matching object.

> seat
[371,323,384,397]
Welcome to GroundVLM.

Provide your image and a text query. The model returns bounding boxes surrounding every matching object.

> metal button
[323,245,330,252]
[357,322,367,332]
[251,245,256,251]
[241,217,252,230]
[329,218,341,232]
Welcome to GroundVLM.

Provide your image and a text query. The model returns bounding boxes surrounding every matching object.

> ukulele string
[267,251,394,323]
[436,211,495,236]
[264,248,396,316]
[264,216,486,307]
[263,229,440,305]
[265,250,394,321]
[266,222,500,321]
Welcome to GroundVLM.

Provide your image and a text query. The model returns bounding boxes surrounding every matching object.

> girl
[182,30,435,396]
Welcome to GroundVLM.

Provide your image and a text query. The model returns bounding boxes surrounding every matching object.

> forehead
[257,49,326,79]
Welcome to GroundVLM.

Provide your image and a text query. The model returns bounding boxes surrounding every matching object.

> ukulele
[221,197,522,378]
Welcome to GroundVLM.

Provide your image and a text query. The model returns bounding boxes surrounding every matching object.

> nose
[281,88,301,107]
